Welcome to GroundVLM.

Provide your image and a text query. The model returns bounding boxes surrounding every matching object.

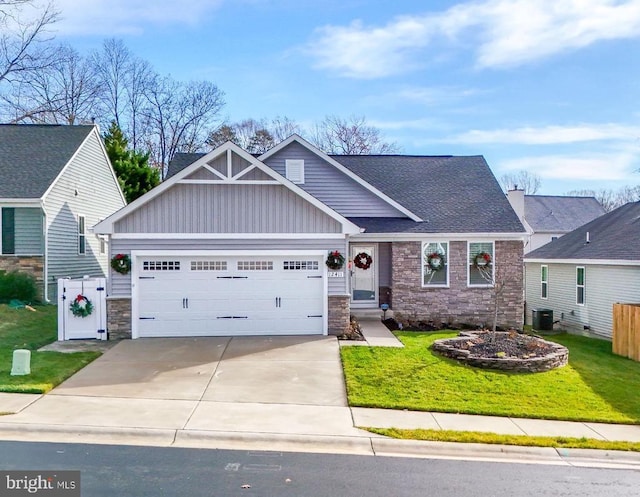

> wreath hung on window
[353,252,373,270]
[111,253,131,275]
[326,250,345,270]
[426,252,446,272]
[473,252,492,268]
[70,294,93,318]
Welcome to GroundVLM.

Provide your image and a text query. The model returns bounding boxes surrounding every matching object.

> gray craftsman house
[524,201,640,339]
[0,124,126,300]
[95,135,526,339]
[507,189,605,253]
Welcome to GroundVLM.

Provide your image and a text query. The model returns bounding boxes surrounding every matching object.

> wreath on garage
[326,250,345,270]
[111,253,131,275]
[70,294,93,318]
[353,252,373,270]
[473,252,492,268]
[426,252,446,272]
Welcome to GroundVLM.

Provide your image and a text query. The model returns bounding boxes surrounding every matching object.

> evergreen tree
[104,121,160,202]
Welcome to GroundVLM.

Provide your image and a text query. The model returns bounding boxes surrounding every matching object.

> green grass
[340,331,640,424]
[0,304,100,393]
[366,427,640,452]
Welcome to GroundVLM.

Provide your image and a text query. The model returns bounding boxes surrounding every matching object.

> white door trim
[349,243,379,308]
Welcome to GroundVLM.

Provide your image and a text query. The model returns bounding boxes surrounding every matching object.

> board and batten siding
[43,129,126,297]
[263,142,404,218]
[525,262,640,339]
[114,183,341,234]
[14,207,44,255]
[108,238,348,297]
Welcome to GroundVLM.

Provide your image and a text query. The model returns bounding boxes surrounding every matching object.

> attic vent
[285,159,304,184]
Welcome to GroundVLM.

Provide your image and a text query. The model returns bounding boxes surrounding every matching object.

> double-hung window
[576,267,585,305]
[422,242,448,287]
[541,265,548,299]
[468,241,494,286]
[78,215,86,255]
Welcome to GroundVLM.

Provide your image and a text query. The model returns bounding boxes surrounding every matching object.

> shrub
[0,270,38,303]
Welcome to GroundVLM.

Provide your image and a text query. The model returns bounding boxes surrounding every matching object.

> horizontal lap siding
[14,208,44,255]
[263,142,403,217]
[108,238,348,297]
[525,262,640,339]
[44,131,126,296]
[114,184,341,234]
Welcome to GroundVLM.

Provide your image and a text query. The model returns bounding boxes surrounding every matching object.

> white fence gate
[57,277,107,340]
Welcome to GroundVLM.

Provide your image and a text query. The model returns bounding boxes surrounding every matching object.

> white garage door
[134,254,326,338]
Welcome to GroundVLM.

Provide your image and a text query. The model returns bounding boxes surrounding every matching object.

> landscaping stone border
[432,331,569,373]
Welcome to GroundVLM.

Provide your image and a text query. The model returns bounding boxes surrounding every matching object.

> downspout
[40,200,50,303]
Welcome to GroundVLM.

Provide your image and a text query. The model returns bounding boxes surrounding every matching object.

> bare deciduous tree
[566,186,640,212]
[143,76,224,175]
[311,115,399,154]
[8,44,101,124]
[500,170,542,194]
[0,0,58,85]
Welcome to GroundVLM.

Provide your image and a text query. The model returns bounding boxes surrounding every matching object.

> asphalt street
[0,441,638,497]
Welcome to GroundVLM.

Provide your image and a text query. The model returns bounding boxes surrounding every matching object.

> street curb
[0,422,639,469]
[174,430,375,454]
[372,438,563,462]
[0,423,176,447]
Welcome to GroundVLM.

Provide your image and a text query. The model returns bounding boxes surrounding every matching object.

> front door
[350,244,377,307]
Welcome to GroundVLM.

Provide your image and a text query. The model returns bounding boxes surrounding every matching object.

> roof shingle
[526,201,640,261]
[525,195,605,232]
[0,124,94,198]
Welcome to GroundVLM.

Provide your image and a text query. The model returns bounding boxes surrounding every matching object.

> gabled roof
[0,124,95,199]
[95,141,361,235]
[335,155,525,233]
[525,202,640,261]
[166,139,525,235]
[524,195,605,233]
[167,152,205,178]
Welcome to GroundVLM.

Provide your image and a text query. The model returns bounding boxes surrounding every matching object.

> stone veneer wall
[328,295,350,335]
[107,297,132,339]
[0,256,45,298]
[391,240,523,329]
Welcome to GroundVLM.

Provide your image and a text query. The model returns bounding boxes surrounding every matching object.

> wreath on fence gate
[326,250,345,270]
[70,294,93,318]
[426,252,446,272]
[353,252,373,270]
[111,253,131,275]
[473,252,492,268]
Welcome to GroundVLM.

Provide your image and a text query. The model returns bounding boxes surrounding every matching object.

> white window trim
[421,241,449,288]
[576,266,585,306]
[541,264,548,300]
[285,159,305,184]
[78,214,86,255]
[467,241,495,288]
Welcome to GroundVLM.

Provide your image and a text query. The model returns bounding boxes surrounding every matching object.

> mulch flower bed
[448,330,555,359]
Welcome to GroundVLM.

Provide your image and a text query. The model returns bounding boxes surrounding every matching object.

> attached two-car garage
[132,253,327,338]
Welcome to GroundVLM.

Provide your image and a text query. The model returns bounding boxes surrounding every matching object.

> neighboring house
[524,201,640,339]
[0,124,126,300]
[507,189,605,253]
[95,135,526,339]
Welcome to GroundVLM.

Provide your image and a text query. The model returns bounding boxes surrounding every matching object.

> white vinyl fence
[57,277,107,340]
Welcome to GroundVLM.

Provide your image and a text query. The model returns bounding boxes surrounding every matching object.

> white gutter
[524,258,640,266]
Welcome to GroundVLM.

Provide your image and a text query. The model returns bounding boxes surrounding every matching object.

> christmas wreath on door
[353,252,373,270]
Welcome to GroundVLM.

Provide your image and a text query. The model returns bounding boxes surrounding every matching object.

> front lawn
[0,304,100,394]
[341,331,640,424]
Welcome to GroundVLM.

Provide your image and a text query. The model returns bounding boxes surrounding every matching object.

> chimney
[507,188,525,223]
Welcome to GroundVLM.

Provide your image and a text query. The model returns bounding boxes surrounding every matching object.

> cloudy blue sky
[53,0,640,195]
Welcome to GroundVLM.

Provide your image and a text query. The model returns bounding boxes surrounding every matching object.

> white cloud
[53,0,224,36]
[499,153,633,181]
[444,123,640,145]
[306,0,640,77]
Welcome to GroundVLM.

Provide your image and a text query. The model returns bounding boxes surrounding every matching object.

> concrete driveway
[1,336,361,437]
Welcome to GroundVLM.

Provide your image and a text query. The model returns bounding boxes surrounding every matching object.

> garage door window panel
[238,261,273,271]
[143,261,181,271]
